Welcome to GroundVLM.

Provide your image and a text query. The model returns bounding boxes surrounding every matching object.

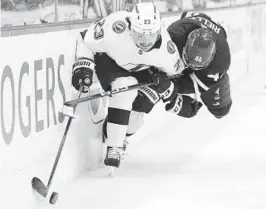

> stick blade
[107,166,116,177]
[31,177,48,198]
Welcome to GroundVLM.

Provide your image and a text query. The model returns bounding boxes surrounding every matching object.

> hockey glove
[132,85,160,113]
[152,73,177,102]
[72,58,95,93]
[132,72,177,113]
[165,94,203,118]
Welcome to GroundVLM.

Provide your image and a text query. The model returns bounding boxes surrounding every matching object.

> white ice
[39,69,266,209]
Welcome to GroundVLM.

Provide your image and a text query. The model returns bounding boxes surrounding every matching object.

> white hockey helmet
[130,2,161,51]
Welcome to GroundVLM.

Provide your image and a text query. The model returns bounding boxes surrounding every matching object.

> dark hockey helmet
[182,28,217,71]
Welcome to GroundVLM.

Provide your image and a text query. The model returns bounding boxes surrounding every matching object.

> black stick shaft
[46,88,83,190]
[65,82,153,107]
[47,117,73,189]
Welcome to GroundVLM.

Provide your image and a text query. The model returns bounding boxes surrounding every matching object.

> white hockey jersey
[75,11,182,76]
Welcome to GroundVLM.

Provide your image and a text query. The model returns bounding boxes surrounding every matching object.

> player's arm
[167,19,199,55]
[72,18,108,92]
[180,11,211,20]
[77,18,108,58]
[199,72,232,118]
[163,72,203,118]
[167,71,232,118]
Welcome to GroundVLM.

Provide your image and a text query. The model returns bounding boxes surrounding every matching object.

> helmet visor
[132,29,160,52]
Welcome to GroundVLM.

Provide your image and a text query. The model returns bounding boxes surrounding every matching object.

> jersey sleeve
[181,12,212,21]
[172,71,232,118]
[75,18,109,61]
[167,18,200,55]
[199,72,232,118]
[157,29,186,77]
[160,39,181,77]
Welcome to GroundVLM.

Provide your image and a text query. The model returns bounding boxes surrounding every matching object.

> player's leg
[102,111,144,156]
[124,111,144,149]
[101,69,151,143]
[127,111,144,136]
[94,53,138,168]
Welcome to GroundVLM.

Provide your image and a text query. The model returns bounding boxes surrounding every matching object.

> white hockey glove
[72,58,95,93]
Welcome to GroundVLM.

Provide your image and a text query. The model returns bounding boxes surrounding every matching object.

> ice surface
[34,68,266,209]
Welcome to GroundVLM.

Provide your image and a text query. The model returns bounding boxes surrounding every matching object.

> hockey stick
[64,82,153,108]
[31,85,83,205]
[31,81,152,203]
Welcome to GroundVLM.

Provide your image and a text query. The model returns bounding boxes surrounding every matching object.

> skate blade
[107,166,116,176]
[120,149,128,161]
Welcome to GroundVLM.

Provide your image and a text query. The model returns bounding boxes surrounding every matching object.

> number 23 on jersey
[93,18,106,40]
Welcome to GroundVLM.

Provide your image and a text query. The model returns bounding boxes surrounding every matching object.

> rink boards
[0,4,266,209]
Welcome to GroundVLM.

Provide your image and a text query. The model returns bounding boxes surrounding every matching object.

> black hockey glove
[72,58,95,93]
[165,94,203,118]
[152,73,177,102]
[131,71,178,114]
[132,85,160,113]
[131,73,177,113]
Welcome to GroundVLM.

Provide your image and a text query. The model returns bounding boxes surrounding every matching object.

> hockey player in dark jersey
[165,12,232,118]
[133,12,232,119]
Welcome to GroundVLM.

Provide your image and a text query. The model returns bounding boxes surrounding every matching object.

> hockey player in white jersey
[72,2,180,171]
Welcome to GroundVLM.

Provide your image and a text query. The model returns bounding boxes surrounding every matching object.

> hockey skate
[102,118,129,158]
[104,146,125,176]
[121,139,129,158]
